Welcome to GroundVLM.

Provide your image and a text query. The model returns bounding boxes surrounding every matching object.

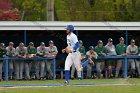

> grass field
[0,79,140,93]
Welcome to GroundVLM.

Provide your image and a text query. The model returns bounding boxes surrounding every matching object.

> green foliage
[12,0,47,21]
[12,0,140,21]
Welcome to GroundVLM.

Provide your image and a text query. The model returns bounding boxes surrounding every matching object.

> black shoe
[78,77,82,80]
[71,77,74,80]
[64,81,69,86]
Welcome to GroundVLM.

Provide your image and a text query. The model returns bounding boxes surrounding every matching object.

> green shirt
[116,43,126,55]
[95,46,107,62]
[27,47,37,54]
[79,46,85,54]
[0,49,7,57]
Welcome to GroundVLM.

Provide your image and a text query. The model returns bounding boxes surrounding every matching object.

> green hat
[0,43,5,48]
[79,40,83,44]
[108,38,113,42]
[119,37,124,41]
[98,40,103,44]
[40,42,45,46]
[29,42,34,46]
[89,46,94,50]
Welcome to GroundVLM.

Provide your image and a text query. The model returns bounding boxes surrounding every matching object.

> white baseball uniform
[65,33,82,71]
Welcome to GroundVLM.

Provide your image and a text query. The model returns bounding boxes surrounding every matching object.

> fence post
[124,57,128,79]
[53,57,56,80]
[5,57,9,81]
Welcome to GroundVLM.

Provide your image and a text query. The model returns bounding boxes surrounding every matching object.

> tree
[0,0,21,20]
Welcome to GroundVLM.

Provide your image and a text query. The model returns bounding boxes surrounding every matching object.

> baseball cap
[9,42,14,45]
[119,37,124,41]
[98,40,103,44]
[131,39,135,43]
[49,40,54,44]
[0,43,5,48]
[40,42,45,46]
[29,42,34,46]
[89,46,94,50]
[19,42,24,46]
[66,25,74,32]
[79,40,83,44]
[108,38,113,42]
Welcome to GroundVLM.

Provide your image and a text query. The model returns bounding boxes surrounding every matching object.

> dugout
[0,21,140,69]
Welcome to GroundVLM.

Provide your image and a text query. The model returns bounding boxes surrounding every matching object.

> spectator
[86,46,98,79]
[71,40,86,80]
[105,38,117,78]
[15,42,27,80]
[46,40,58,79]
[37,42,48,80]
[95,40,107,79]
[6,42,15,80]
[126,39,138,78]
[115,37,126,78]
[25,42,37,80]
[0,43,6,81]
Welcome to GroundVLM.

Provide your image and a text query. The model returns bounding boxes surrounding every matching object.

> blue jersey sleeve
[73,42,80,51]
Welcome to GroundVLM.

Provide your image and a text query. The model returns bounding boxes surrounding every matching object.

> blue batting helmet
[66,25,74,32]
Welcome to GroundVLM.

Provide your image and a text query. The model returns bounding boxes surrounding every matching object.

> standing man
[46,40,58,79]
[15,42,27,80]
[86,46,98,79]
[37,42,48,80]
[71,40,86,80]
[62,25,82,85]
[126,39,138,78]
[115,37,126,78]
[105,38,117,78]
[26,42,36,80]
[6,42,16,80]
[0,43,7,81]
[95,40,107,79]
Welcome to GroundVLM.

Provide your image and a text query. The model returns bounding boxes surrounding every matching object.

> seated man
[86,46,98,79]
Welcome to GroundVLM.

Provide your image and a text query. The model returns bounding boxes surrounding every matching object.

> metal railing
[1,55,140,81]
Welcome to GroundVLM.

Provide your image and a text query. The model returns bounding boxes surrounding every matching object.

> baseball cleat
[64,81,69,86]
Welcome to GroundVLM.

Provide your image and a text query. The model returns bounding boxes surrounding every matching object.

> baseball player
[86,46,98,79]
[126,39,138,78]
[71,40,85,80]
[105,38,117,78]
[95,40,107,79]
[46,40,58,79]
[15,42,27,80]
[6,42,16,80]
[0,43,7,81]
[115,37,126,78]
[25,42,37,80]
[62,25,82,85]
[36,42,48,80]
